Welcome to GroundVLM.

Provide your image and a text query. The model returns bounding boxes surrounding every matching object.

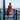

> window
[0,0,3,20]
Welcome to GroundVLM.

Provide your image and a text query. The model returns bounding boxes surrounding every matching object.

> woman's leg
[7,13,9,19]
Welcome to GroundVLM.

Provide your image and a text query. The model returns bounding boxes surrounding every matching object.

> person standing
[7,2,12,19]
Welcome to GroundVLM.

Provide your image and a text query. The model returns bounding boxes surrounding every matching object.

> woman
[7,2,12,18]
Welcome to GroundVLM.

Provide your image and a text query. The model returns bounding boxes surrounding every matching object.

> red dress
[7,6,12,16]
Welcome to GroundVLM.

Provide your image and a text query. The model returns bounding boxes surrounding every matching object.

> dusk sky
[0,0,20,8]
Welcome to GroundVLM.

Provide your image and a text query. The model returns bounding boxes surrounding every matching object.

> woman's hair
[9,2,12,6]
[9,2,11,4]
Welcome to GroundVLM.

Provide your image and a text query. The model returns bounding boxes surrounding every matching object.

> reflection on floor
[5,17,15,20]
